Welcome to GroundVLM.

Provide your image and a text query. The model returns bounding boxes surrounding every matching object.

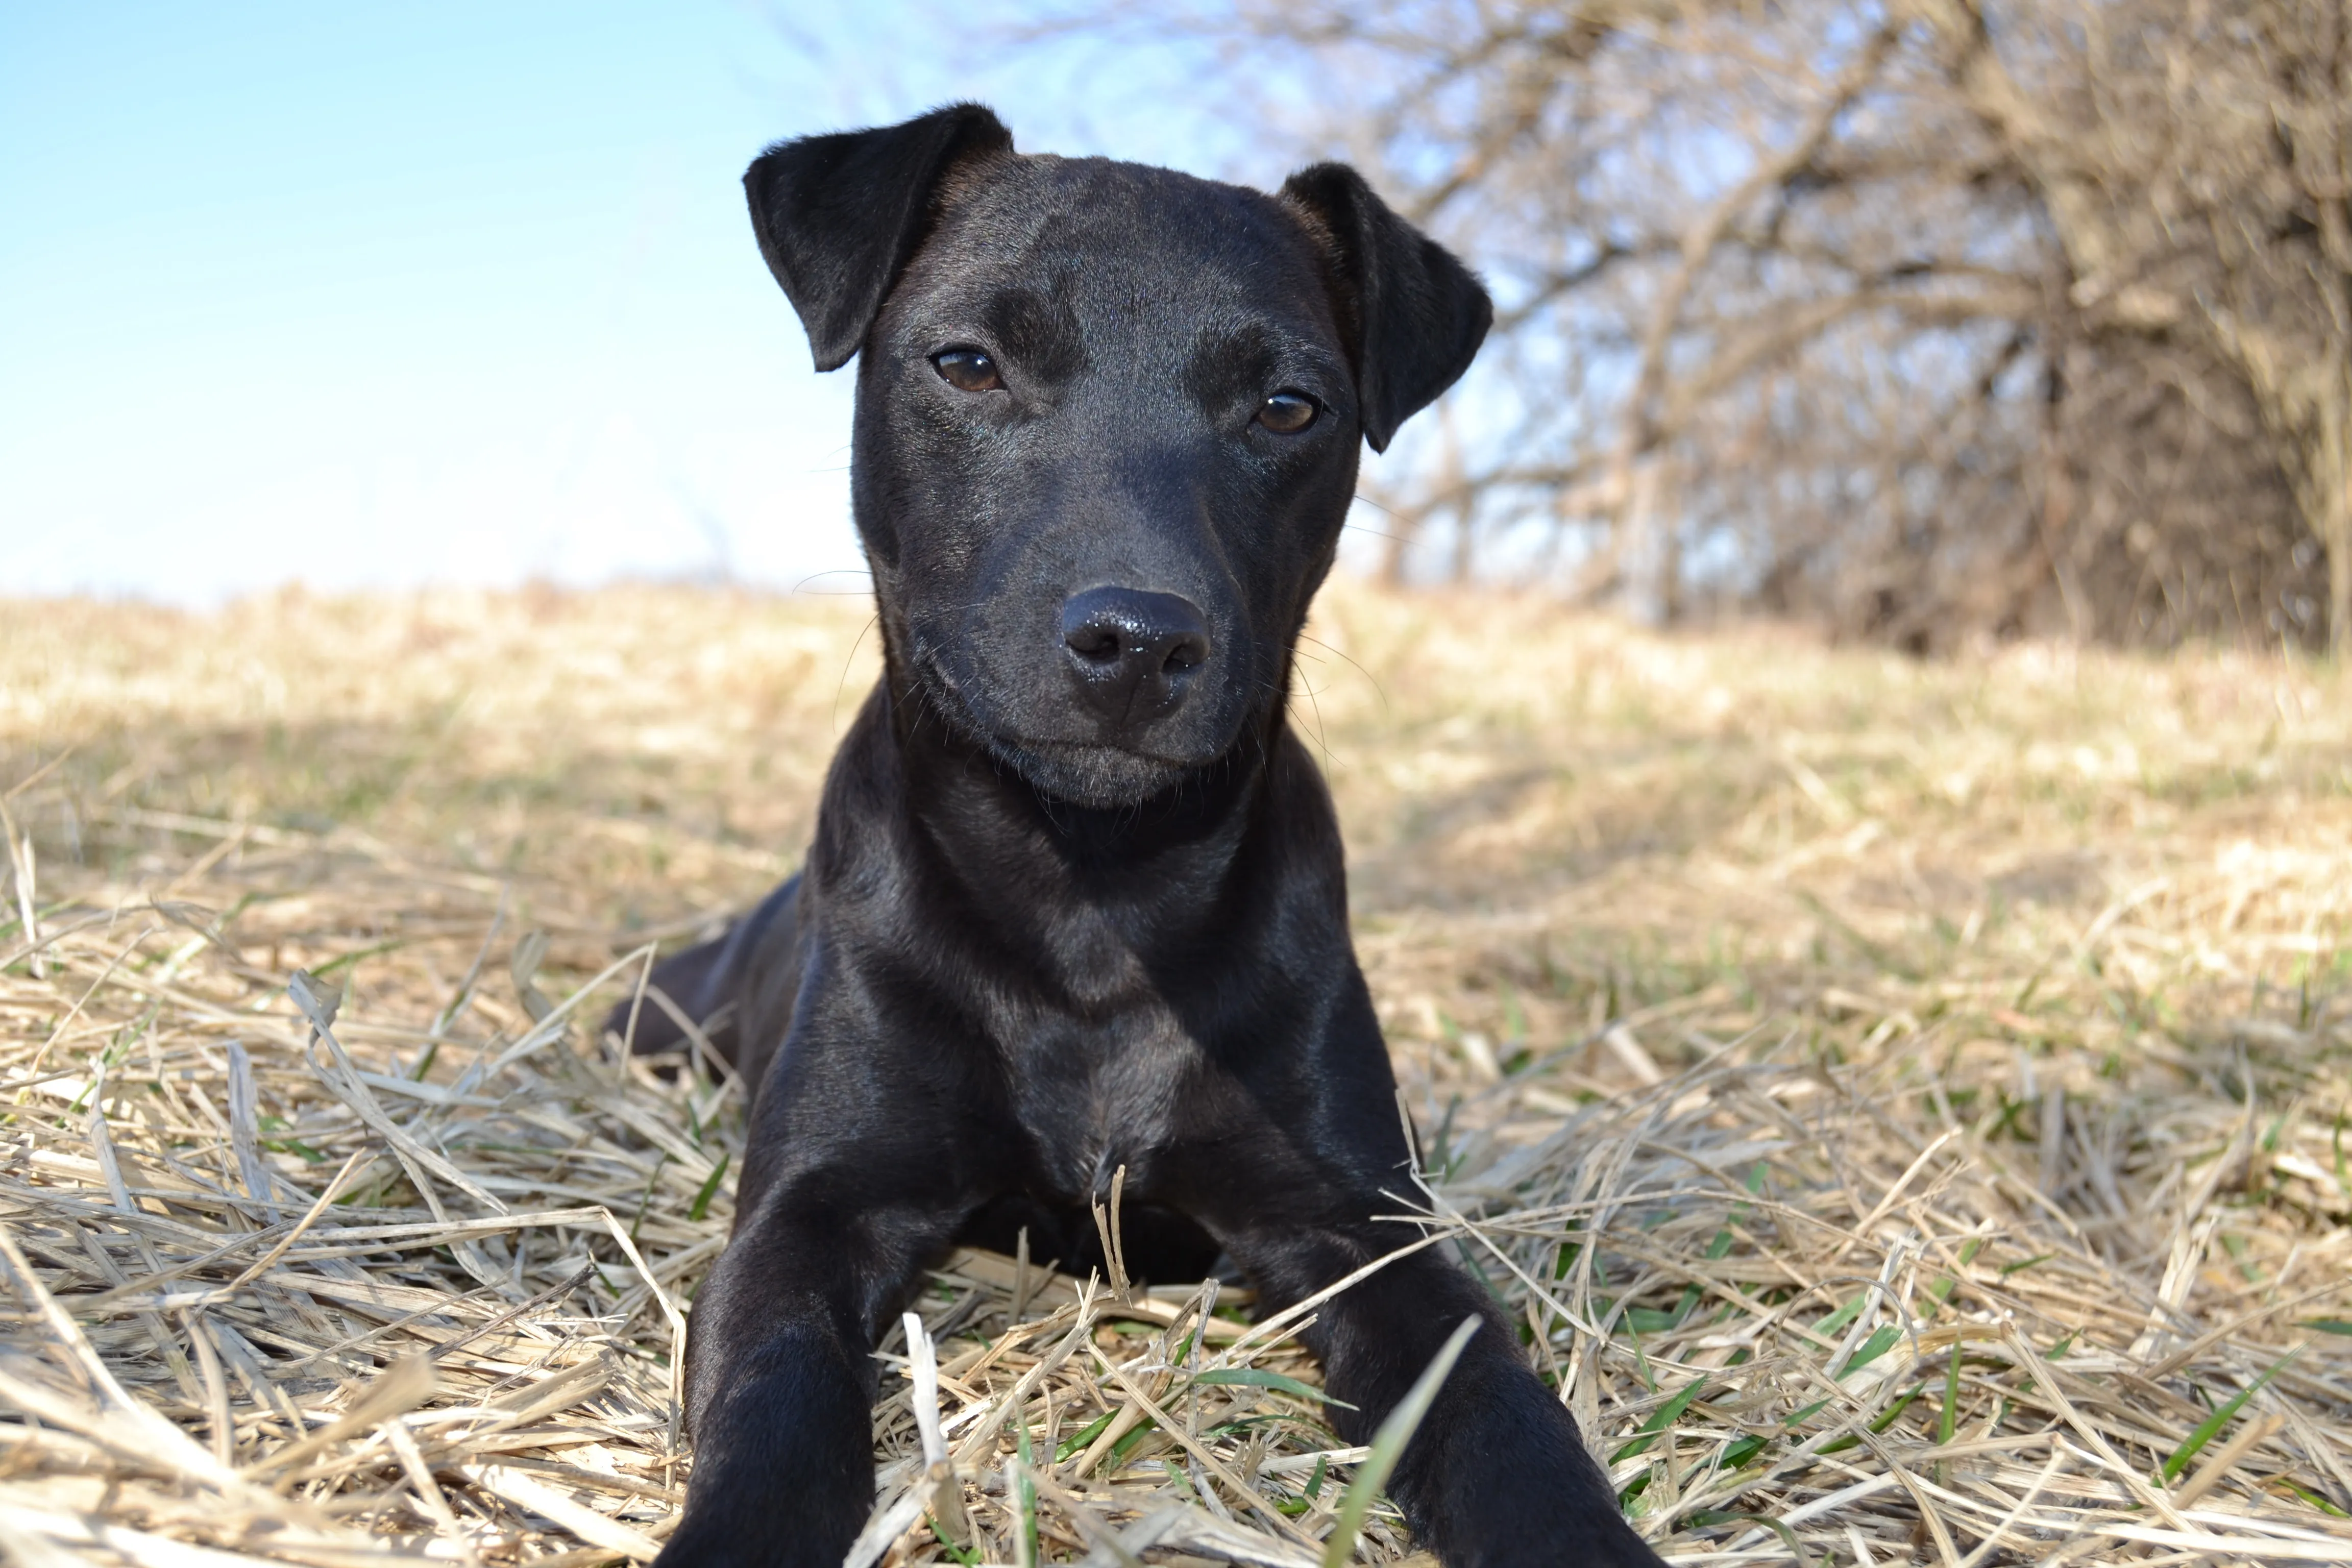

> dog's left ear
[745,103,1015,372]
[1281,164,1493,453]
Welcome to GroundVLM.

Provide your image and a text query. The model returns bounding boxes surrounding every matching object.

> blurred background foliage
[1055,0,2352,653]
[8,1,2347,656]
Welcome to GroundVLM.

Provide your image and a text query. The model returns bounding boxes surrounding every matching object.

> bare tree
[1084,0,2347,650]
[1954,0,2352,648]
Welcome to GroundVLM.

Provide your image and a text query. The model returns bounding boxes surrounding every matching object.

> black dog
[617,104,1662,1568]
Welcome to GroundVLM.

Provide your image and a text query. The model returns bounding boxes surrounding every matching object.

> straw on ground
[2,582,2347,1566]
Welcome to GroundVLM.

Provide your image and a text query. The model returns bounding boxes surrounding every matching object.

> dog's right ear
[745,104,1014,372]
[1281,163,1492,453]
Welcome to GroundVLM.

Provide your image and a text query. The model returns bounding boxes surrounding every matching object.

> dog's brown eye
[1257,391,1318,434]
[933,350,1002,392]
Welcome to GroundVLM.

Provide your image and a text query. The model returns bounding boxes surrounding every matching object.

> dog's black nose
[1059,586,1211,727]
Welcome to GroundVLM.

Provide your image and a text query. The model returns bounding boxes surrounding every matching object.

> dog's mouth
[911,648,1236,808]
[995,737,1214,810]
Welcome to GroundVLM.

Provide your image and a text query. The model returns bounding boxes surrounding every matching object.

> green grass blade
[1109,1413,1160,1463]
[1686,1511,1815,1568]
[2161,1352,2294,1483]
[1837,1324,1902,1379]
[1014,1417,1040,1568]
[687,1149,730,1222]
[1611,1376,1708,1463]
[926,1517,981,1567]
[1052,1409,1116,1462]
[1720,1433,1770,1469]
[1321,1316,1479,1568]
[1815,1294,1866,1337]
[1784,1395,1832,1428]
[2281,1479,2350,1517]
[1192,1367,1357,1407]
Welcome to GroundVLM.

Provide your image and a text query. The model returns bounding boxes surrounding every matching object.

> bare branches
[1604,15,1903,514]
[1109,0,2347,649]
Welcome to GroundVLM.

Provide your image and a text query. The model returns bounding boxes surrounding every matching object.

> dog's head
[746,104,1490,808]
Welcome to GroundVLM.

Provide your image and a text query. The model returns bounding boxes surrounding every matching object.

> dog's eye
[933,350,1002,393]
[1257,391,1318,434]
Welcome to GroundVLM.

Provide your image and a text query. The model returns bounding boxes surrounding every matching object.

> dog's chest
[997,1003,1199,1200]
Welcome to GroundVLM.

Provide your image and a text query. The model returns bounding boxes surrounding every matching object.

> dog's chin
[989,738,1206,810]
[914,662,1236,809]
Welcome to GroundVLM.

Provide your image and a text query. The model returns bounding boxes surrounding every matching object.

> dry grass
[2,580,2348,1567]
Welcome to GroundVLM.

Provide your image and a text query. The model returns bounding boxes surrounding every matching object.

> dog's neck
[873,659,1289,930]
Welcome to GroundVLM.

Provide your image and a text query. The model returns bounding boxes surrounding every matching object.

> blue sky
[1,2,1306,602]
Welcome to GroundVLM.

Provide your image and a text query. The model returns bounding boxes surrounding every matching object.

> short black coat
[621,104,1661,1568]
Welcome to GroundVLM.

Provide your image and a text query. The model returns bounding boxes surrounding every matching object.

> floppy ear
[1281,164,1493,452]
[744,103,1014,372]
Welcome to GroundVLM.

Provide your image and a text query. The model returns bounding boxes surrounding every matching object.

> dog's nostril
[1066,625,1124,663]
[1161,638,1204,674]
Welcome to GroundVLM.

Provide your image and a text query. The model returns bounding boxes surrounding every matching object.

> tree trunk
[2324,409,2351,658]
[2267,360,2351,656]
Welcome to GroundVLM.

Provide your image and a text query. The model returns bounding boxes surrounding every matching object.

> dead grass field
[3,580,2349,1567]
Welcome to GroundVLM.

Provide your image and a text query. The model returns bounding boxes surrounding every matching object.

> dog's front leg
[1239,1227,1662,1568]
[655,1181,966,1568]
